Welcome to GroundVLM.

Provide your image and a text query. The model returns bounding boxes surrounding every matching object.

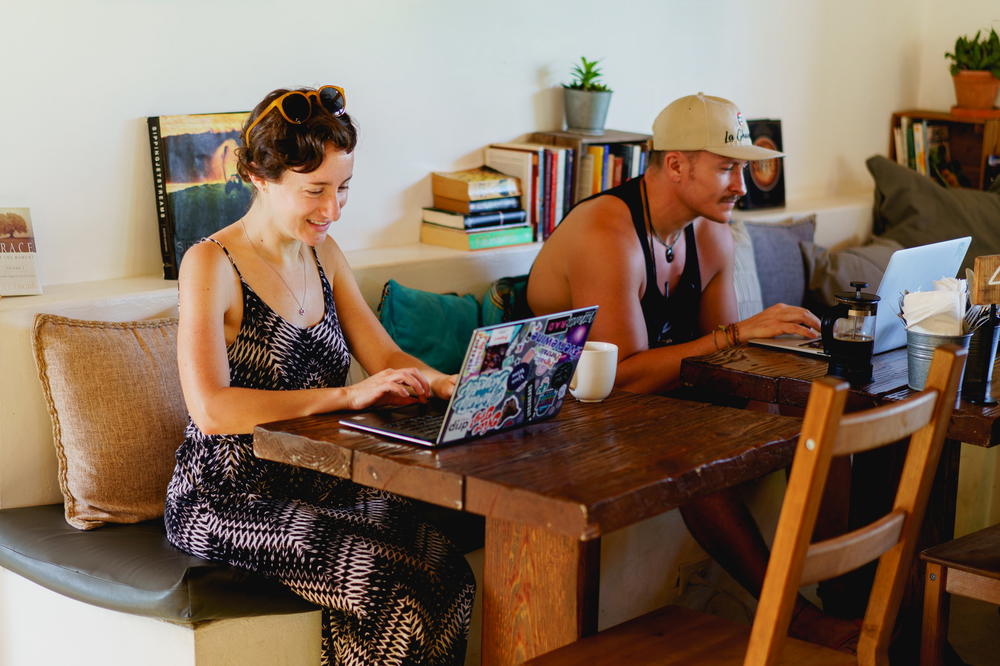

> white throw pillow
[729,219,764,319]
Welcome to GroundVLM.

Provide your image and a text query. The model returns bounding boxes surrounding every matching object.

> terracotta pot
[952,70,1000,109]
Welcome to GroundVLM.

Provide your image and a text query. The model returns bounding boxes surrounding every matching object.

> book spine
[433,196,520,213]
[912,121,926,175]
[578,153,595,200]
[484,147,536,227]
[545,150,556,239]
[902,117,916,170]
[602,148,612,190]
[620,146,633,182]
[564,148,575,212]
[588,146,604,197]
[467,225,534,250]
[893,126,906,166]
[552,149,565,228]
[147,116,177,280]
[465,209,528,229]
[467,177,520,200]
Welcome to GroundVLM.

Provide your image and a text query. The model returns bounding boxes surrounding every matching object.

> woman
[164,86,475,666]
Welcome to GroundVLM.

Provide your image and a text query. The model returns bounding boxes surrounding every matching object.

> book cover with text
[0,207,41,295]
[147,111,252,279]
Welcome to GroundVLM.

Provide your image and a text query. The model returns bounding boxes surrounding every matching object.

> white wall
[915,1,1000,109]
[2,0,993,287]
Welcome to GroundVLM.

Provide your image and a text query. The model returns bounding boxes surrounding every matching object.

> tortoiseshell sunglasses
[244,85,346,148]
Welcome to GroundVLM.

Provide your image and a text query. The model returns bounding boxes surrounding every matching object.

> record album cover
[147,111,252,279]
[737,119,785,210]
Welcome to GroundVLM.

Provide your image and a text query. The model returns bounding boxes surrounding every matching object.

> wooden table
[681,345,1000,448]
[253,391,802,665]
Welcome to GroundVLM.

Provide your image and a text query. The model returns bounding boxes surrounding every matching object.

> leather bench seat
[0,504,317,623]
[0,503,484,625]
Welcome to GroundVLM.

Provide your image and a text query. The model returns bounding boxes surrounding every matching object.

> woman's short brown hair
[236,87,357,184]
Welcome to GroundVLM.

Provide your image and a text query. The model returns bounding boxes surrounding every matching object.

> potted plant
[562,57,613,135]
[945,27,1000,111]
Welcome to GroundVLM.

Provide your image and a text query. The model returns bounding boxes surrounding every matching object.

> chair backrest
[744,344,966,666]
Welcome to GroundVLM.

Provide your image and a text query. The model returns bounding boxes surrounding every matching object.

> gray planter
[563,88,612,135]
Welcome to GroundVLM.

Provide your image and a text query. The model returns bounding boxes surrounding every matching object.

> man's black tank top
[588,177,702,348]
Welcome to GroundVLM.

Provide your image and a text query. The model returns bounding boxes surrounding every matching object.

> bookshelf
[889,110,1000,189]
[528,129,651,204]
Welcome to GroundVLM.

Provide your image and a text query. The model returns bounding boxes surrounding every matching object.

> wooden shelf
[889,109,1000,189]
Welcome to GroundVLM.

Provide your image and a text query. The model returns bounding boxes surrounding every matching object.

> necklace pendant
[298,307,305,316]
[665,246,674,263]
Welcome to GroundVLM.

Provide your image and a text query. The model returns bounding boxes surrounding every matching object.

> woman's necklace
[240,220,308,317]
[640,178,682,263]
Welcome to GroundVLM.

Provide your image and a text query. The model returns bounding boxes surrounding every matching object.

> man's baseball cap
[651,93,784,161]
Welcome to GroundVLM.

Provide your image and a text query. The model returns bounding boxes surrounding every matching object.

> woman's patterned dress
[165,240,475,666]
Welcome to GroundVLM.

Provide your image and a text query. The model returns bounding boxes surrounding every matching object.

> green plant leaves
[564,56,612,92]
[945,27,1000,75]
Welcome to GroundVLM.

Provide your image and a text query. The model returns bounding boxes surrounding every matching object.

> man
[527,93,859,651]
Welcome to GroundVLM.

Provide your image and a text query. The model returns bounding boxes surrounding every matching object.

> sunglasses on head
[244,85,347,148]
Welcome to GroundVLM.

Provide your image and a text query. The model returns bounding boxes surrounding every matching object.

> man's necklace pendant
[665,246,674,263]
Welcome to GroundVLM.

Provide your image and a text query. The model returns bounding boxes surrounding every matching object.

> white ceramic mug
[569,341,618,402]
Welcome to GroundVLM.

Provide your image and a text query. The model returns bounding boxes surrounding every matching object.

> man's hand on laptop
[738,303,821,341]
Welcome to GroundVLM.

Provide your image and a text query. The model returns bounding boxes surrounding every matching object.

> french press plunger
[821,281,881,385]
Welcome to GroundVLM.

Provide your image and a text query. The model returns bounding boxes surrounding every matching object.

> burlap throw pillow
[32,315,185,530]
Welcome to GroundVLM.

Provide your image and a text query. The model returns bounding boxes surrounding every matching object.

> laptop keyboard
[388,413,445,439]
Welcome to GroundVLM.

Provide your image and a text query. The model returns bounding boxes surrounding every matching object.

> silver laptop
[339,306,599,447]
[749,237,971,357]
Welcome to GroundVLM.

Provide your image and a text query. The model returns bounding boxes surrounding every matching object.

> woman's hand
[345,367,432,410]
[737,303,821,341]
[430,374,458,400]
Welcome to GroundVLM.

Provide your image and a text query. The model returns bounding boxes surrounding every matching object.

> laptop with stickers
[338,306,599,447]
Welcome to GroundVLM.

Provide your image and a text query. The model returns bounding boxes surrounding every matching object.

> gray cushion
[743,216,816,308]
[0,504,317,623]
[868,155,1000,274]
[801,237,904,308]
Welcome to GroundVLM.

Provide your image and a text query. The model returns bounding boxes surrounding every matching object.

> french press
[821,281,881,386]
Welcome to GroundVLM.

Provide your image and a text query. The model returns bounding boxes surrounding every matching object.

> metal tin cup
[906,329,972,392]
[962,322,1000,404]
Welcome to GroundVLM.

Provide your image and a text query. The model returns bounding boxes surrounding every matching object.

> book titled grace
[0,207,42,296]
[147,111,252,279]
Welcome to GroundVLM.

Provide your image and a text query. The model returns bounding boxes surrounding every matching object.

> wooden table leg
[480,517,600,666]
[921,562,948,666]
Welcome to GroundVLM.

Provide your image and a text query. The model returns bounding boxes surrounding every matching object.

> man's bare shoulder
[554,195,636,249]
[692,217,735,261]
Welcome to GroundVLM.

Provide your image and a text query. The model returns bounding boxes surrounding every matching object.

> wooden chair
[919,521,1000,665]
[526,345,966,666]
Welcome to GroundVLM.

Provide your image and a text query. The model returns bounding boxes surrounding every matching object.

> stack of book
[487,134,649,241]
[485,142,571,242]
[421,167,533,250]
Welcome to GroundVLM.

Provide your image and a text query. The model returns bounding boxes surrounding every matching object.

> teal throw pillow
[377,279,480,374]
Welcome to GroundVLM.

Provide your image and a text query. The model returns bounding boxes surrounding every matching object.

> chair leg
[921,562,948,666]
